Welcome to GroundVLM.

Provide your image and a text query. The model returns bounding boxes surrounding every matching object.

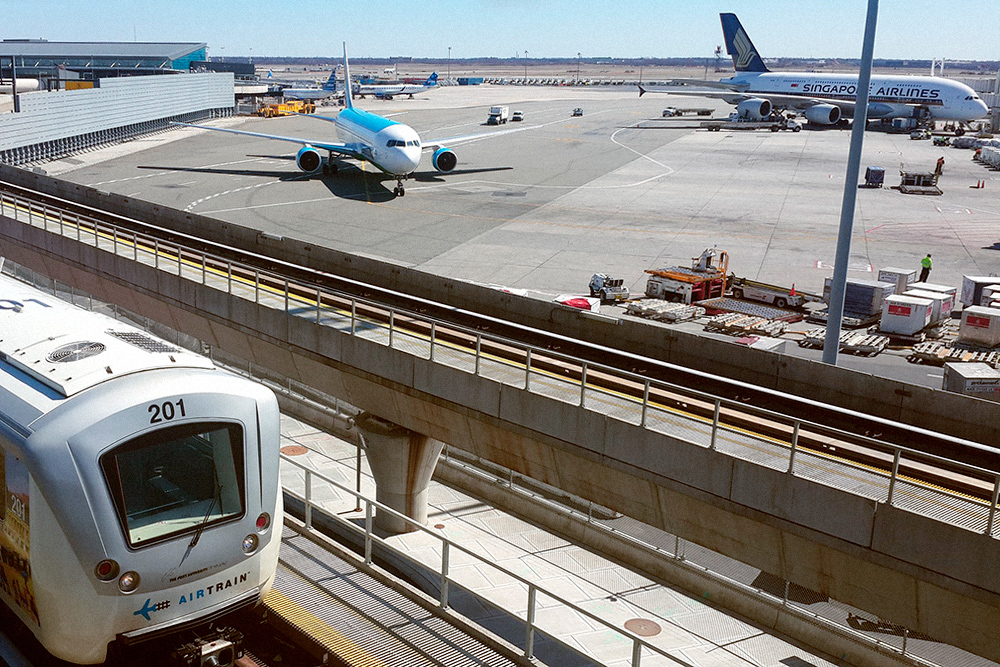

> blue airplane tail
[720,13,769,73]
[322,70,338,91]
[425,72,438,86]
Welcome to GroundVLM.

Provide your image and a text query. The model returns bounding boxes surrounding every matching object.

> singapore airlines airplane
[355,72,438,100]
[175,45,526,197]
[639,13,989,128]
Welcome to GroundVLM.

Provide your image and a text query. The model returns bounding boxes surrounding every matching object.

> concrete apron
[355,412,443,534]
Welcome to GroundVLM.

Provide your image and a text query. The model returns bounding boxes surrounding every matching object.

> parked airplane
[174,45,524,197]
[639,13,989,128]
[354,72,438,100]
[280,70,341,101]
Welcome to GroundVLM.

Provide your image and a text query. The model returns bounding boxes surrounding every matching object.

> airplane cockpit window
[387,140,396,147]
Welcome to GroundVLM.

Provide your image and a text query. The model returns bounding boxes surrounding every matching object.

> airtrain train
[0,273,281,665]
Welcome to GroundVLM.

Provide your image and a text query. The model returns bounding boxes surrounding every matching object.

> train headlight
[242,534,258,555]
[118,571,141,593]
[95,559,120,581]
[256,512,270,532]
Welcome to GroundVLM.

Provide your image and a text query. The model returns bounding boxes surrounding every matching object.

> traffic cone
[790,283,797,296]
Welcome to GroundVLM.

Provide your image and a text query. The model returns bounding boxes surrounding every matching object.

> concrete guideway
[2,187,1000,661]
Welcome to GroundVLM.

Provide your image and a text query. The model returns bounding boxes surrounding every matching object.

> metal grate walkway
[268,527,523,667]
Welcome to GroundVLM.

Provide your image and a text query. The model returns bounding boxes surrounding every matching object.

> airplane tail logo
[720,13,769,73]
[426,72,438,86]
[322,70,338,91]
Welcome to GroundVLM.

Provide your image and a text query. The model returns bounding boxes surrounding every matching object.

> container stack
[943,362,1000,401]
[823,278,896,318]
[903,289,953,324]
[877,267,917,296]
[881,295,933,336]
[960,276,1000,307]
[959,306,1000,347]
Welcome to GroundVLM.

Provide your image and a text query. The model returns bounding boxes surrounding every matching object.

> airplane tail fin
[342,42,354,109]
[426,72,438,86]
[720,13,769,73]
[322,69,338,91]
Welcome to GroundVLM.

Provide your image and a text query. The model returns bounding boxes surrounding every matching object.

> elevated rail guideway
[2,173,1000,661]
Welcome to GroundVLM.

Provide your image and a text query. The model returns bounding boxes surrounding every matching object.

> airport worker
[935,156,945,176]
[974,148,982,160]
[919,254,932,282]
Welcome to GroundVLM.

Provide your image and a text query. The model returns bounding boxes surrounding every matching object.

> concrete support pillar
[354,412,443,534]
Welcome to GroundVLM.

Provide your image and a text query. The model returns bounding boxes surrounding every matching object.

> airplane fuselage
[333,107,421,176]
[724,72,988,121]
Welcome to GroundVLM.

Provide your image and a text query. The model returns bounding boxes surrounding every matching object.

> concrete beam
[5,214,1000,660]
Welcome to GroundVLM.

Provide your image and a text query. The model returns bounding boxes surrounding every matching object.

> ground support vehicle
[572,108,584,116]
[589,273,630,302]
[663,107,712,117]
[512,110,524,121]
[487,106,509,124]
[701,116,801,132]
[645,248,729,304]
[258,101,315,117]
[728,277,821,309]
[0,275,281,665]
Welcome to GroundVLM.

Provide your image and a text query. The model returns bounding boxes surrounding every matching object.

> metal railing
[2,190,999,537]
[280,453,696,667]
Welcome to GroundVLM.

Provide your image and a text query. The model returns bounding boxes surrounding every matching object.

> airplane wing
[170,121,366,160]
[638,85,858,114]
[421,123,541,152]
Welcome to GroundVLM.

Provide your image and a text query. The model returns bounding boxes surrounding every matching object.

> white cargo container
[960,276,1000,307]
[877,267,917,295]
[983,285,1000,306]
[904,289,953,323]
[909,281,957,298]
[943,362,1000,401]
[959,305,1000,347]
[881,294,933,335]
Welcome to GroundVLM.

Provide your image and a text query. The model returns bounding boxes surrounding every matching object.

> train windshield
[101,422,245,549]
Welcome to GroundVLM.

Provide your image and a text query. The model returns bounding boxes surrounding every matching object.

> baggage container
[943,362,1000,401]
[881,295,933,335]
[824,278,896,317]
[877,267,917,295]
[960,276,1000,307]
[909,281,957,297]
[959,306,1000,347]
[982,284,1000,306]
[904,289,953,323]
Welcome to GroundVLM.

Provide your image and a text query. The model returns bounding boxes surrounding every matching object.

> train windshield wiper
[189,480,222,548]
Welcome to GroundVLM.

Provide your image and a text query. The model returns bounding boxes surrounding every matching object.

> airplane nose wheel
[393,180,405,197]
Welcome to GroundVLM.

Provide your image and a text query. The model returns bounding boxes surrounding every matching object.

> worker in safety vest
[935,156,945,176]
[919,254,932,282]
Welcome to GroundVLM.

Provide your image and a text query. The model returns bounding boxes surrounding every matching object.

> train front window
[101,422,245,549]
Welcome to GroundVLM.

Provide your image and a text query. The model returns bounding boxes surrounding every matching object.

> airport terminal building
[0,41,233,167]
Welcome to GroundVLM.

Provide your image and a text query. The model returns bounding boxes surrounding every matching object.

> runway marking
[85,157,267,187]
[185,176,306,212]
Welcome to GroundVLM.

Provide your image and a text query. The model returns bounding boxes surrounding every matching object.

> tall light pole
[576,52,581,84]
[524,50,528,82]
[447,46,451,80]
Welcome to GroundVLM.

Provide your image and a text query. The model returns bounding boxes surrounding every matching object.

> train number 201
[148,399,187,424]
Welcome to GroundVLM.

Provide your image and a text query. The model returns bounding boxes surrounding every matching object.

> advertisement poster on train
[0,449,38,625]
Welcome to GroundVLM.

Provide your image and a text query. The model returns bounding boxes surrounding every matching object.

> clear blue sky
[2,0,997,61]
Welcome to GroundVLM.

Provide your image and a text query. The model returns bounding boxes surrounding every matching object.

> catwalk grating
[268,528,521,667]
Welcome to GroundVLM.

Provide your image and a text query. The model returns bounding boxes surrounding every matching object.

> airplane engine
[804,104,842,125]
[736,98,772,120]
[296,146,323,172]
[432,147,458,173]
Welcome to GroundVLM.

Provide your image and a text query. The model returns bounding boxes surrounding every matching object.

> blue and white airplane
[176,45,524,197]
[280,70,341,101]
[355,72,438,100]
[639,13,989,128]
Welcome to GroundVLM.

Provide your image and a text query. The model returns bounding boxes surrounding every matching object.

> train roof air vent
[47,341,107,363]
[106,330,179,354]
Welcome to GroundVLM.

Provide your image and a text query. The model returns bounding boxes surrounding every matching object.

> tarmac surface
[44,84,1000,389]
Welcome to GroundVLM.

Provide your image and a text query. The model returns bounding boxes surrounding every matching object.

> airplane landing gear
[393,178,406,197]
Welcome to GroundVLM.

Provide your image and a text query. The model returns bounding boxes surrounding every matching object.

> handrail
[280,453,696,667]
